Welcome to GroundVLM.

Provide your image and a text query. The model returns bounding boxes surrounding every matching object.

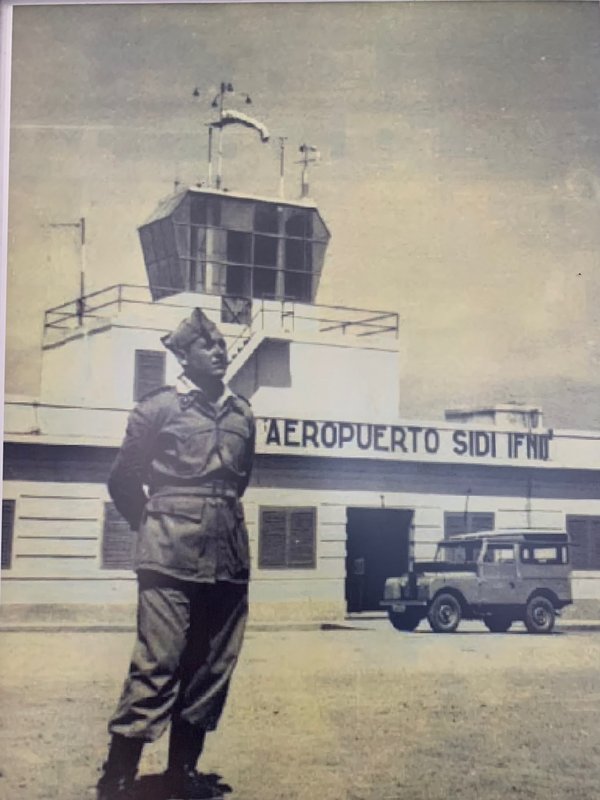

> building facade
[3,187,600,619]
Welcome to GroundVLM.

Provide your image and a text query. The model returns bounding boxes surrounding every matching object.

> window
[254,235,278,268]
[134,350,166,402]
[227,230,252,264]
[285,238,306,271]
[284,271,311,302]
[444,512,495,538]
[254,203,279,233]
[2,499,15,570]
[566,515,600,570]
[259,507,317,569]
[221,295,252,325]
[483,545,515,564]
[285,210,312,237]
[226,264,250,297]
[253,268,277,299]
[520,545,567,566]
[436,541,481,565]
[190,195,207,226]
[101,502,134,569]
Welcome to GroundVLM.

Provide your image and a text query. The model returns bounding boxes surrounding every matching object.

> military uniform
[96,308,256,800]
[107,376,255,742]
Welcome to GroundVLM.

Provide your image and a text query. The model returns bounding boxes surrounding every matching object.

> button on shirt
[108,378,255,583]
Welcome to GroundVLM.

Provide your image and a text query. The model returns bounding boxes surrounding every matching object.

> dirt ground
[1,620,600,800]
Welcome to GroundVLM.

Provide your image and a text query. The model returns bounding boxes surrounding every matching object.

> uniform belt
[151,481,239,499]
[196,481,239,498]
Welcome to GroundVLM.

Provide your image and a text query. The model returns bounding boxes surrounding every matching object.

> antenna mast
[194,82,254,190]
[278,137,288,199]
[48,217,86,325]
[297,143,320,199]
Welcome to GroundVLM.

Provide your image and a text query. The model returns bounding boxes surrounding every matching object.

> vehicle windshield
[435,540,482,564]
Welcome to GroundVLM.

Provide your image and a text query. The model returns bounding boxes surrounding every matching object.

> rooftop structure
[139,186,330,308]
[445,404,543,431]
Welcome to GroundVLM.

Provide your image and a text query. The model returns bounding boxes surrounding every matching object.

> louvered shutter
[470,513,494,534]
[444,512,468,538]
[287,509,316,568]
[591,519,600,569]
[102,502,134,569]
[134,350,166,401]
[566,516,600,570]
[567,516,590,569]
[445,512,495,538]
[1,500,15,569]
[221,295,252,325]
[259,509,287,567]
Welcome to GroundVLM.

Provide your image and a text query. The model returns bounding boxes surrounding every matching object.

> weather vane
[193,82,270,190]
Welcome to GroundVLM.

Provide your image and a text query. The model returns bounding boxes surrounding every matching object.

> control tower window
[285,210,312,238]
[254,203,279,233]
[284,272,311,302]
[141,191,328,303]
[227,231,252,264]
[284,239,312,301]
[226,231,252,297]
[190,195,206,226]
[254,234,278,268]
[206,198,221,227]
[222,199,254,231]
[285,238,308,271]
[253,268,277,299]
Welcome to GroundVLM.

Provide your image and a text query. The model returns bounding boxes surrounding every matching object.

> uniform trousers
[109,571,248,742]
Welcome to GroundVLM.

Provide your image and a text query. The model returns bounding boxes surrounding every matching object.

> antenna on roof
[463,487,472,531]
[297,143,320,198]
[48,217,86,325]
[278,137,288,199]
[193,82,269,191]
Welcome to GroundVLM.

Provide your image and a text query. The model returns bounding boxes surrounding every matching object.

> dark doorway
[345,508,413,613]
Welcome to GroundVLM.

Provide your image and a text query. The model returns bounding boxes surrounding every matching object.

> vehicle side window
[520,545,566,565]
[483,545,515,564]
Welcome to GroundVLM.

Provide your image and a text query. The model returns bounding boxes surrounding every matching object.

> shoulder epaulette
[232,392,252,409]
[137,385,176,403]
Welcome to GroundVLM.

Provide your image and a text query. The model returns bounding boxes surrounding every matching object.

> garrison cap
[161,308,220,354]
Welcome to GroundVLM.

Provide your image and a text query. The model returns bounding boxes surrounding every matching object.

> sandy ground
[1,620,600,800]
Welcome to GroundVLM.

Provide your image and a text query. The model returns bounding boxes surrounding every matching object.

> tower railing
[43,285,399,347]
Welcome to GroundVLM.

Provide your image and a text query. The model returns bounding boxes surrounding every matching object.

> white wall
[4,475,600,614]
[39,291,401,416]
[231,338,400,421]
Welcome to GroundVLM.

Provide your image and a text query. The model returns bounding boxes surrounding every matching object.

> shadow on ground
[134,772,231,799]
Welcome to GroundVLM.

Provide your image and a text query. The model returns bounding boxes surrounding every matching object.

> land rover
[381,530,572,634]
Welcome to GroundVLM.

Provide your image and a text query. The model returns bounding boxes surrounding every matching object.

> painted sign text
[261,418,553,462]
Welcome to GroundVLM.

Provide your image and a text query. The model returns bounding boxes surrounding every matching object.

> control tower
[38,104,400,428]
[140,187,329,311]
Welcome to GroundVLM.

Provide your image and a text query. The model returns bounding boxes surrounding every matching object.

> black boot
[96,734,144,800]
[165,721,221,799]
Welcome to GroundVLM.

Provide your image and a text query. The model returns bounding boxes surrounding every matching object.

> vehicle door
[519,542,571,603]
[478,542,520,605]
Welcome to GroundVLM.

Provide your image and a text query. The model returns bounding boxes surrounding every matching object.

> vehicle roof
[441,529,569,544]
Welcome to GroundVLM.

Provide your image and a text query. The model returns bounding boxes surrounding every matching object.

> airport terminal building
[3,185,600,618]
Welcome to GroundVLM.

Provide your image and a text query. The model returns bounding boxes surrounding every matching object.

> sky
[4,0,600,427]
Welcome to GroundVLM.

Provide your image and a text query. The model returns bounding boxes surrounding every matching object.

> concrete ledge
[0,602,347,632]
[2,602,600,633]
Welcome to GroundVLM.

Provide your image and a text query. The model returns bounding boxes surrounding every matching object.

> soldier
[96,308,255,800]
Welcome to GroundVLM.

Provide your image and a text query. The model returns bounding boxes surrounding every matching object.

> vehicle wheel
[388,609,422,632]
[428,593,462,633]
[484,614,513,633]
[524,596,555,634]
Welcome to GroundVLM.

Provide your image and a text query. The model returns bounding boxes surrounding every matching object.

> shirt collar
[176,374,235,407]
